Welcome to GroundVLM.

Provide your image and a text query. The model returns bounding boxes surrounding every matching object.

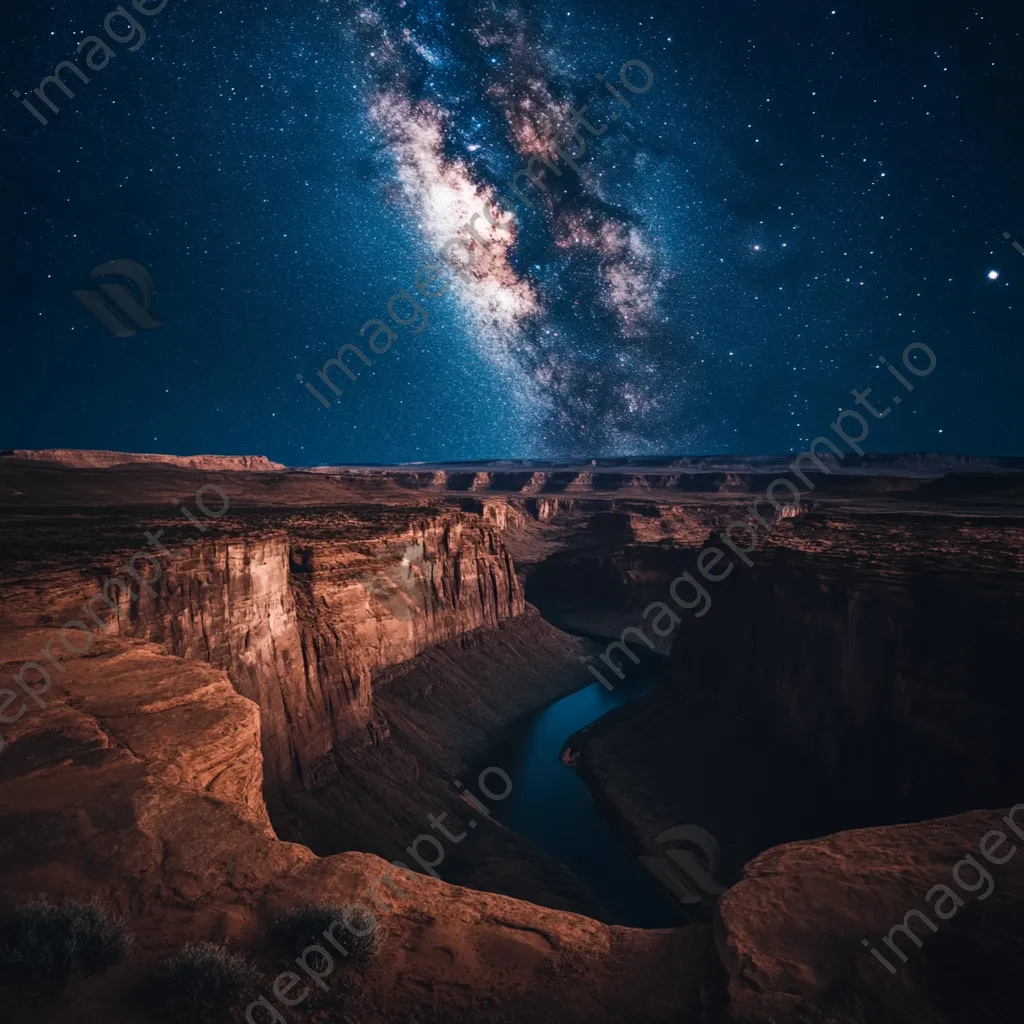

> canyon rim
[0,450,1022,1023]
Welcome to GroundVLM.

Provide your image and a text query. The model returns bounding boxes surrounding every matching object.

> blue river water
[489,672,687,928]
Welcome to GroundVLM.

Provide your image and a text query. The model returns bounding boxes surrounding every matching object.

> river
[489,671,688,928]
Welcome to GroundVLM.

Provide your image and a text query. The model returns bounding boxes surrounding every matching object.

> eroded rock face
[716,809,1024,1024]
[659,520,1024,833]
[4,454,1024,1024]
[2,621,1020,1024]
[0,626,272,832]
[0,509,523,794]
[566,506,1024,900]
[0,627,706,1024]
[271,608,603,914]
[1,449,285,471]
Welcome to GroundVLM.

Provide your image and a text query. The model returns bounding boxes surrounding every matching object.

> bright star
[987,270,999,280]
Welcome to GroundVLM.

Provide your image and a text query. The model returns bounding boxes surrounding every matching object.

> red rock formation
[716,809,1024,1023]
[0,625,707,1024]
[4,452,1024,1023]
[0,509,523,794]
[2,449,286,471]
[566,506,1024,902]
[2,617,1019,1024]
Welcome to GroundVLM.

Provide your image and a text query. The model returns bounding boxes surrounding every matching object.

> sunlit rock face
[0,508,523,793]
[0,626,703,1024]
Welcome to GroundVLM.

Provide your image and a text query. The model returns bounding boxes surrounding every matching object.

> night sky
[2,0,1022,465]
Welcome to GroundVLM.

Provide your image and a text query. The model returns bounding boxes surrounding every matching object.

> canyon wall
[666,552,1024,822]
[567,511,1024,889]
[0,511,524,794]
[1,449,286,471]
[4,458,1024,1022]
[0,625,704,1024]
[0,479,611,914]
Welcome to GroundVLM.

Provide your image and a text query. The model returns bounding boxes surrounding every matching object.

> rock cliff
[569,506,1024,887]
[1,621,1020,1024]
[716,808,1024,1023]
[0,449,286,471]
[4,454,1024,1023]
[0,625,706,1024]
[0,508,523,795]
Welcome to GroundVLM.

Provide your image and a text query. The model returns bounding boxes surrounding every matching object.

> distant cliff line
[1,449,286,472]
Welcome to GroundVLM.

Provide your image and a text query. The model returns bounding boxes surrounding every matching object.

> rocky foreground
[0,451,1022,1023]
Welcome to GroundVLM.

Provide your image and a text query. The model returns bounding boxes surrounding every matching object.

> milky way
[343,0,683,454]
[2,0,1021,463]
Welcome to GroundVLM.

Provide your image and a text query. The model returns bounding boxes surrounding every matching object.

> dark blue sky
[2,0,1022,464]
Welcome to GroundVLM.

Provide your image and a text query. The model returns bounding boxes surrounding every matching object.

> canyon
[0,450,1022,1023]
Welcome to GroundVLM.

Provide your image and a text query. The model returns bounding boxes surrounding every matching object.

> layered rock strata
[0,626,707,1024]
[0,507,523,795]
[570,507,1024,888]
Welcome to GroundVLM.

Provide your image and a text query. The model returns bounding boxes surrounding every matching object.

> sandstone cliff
[3,454,1024,1023]
[1,449,286,471]
[569,506,1024,888]
[0,625,707,1024]
[2,621,1020,1024]
[0,508,523,795]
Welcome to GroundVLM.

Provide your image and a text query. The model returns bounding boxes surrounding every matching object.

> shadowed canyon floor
[0,451,1022,1023]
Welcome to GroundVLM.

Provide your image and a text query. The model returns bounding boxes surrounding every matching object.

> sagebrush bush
[273,899,382,965]
[0,896,133,984]
[145,942,261,1023]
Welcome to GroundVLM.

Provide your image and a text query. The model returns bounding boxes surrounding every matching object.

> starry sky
[1,0,1022,464]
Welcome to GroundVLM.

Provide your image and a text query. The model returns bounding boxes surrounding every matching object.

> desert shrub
[272,899,382,966]
[145,941,261,1023]
[0,896,133,984]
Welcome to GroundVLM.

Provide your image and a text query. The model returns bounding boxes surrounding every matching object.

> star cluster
[0,0,1021,462]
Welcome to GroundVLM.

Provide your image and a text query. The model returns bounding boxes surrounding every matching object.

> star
[5,0,1022,463]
